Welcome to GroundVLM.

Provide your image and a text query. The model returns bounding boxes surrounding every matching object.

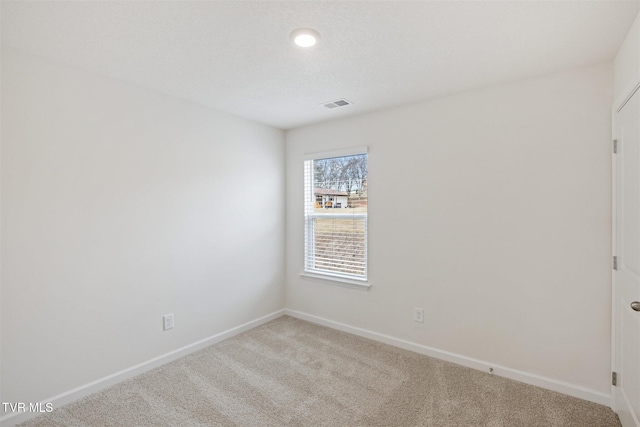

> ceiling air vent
[322,99,352,109]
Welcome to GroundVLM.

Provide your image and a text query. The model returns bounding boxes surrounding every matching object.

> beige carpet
[20,316,620,427]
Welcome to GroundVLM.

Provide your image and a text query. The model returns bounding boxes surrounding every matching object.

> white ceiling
[2,1,639,130]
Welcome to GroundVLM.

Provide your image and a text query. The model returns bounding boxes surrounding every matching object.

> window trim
[303,147,369,285]
[303,146,368,161]
[300,271,371,289]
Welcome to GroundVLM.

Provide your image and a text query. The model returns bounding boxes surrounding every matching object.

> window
[304,148,368,283]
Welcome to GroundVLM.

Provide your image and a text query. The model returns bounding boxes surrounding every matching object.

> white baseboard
[2,307,612,427]
[0,309,285,427]
[284,309,612,408]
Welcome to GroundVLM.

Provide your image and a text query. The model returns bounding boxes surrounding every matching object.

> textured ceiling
[2,1,639,129]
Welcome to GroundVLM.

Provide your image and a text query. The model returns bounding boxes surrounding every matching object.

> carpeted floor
[20,316,620,427]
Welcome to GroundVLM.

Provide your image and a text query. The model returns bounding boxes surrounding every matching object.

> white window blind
[304,151,368,281]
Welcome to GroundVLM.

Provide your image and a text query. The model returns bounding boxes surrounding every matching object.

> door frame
[611,80,640,415]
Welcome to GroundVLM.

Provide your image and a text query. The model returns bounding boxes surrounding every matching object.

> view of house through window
[304,152,368,281]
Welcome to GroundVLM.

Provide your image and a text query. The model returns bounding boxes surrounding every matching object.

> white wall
[0,42,616,416]
[286,63,613,396]
[614,12,640,108]
[1,47,285,409]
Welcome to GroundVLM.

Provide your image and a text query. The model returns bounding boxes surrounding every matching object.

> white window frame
[301,147,369,288]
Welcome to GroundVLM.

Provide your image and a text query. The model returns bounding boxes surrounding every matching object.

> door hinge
[612,371,617,386]
[613,256,618,270]
[613,139,618,154]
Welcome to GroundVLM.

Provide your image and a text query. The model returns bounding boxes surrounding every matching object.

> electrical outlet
[413,308,424,323]
[163,313,174,331]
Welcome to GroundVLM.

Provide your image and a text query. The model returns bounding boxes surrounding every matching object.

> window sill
[300,272,371,290]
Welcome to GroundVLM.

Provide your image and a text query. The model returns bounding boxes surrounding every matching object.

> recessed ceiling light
[290,28,320,48]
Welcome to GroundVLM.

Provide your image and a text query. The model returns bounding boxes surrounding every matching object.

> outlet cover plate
[163,313,174,331]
